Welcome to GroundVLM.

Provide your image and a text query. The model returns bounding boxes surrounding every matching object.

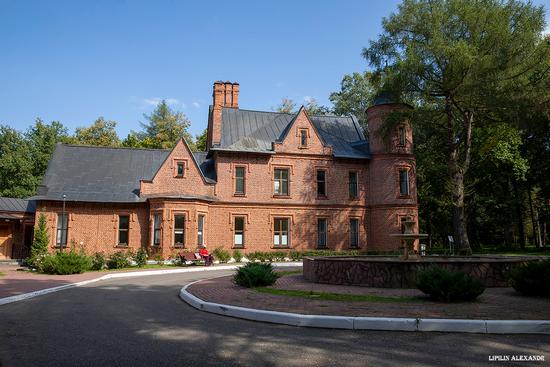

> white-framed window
[174,214,185,247]
[153,214,161,246]
[234,217,245,248]
[56,213,68,248]
[273,218,290,247]
[197,214,205,246]
[274,168,289,196]
[118,215,129,246]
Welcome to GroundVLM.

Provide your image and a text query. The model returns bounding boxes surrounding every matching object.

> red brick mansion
[0,81,419,260]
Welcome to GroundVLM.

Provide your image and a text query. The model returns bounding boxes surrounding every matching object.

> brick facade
[34,82,419,259]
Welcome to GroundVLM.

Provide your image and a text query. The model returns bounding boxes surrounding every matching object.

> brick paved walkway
[188,272,550,320]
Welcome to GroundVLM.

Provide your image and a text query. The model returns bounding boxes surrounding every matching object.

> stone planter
[303,256,545,288]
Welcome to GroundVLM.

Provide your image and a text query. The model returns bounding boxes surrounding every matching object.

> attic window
[174,160,186,178]
[299,129,308,148]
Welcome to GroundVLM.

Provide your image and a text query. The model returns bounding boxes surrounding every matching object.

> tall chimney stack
[207,80,239,149]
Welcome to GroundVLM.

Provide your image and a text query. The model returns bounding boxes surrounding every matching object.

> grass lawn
[276,269,303,277]
[254,287,421,303]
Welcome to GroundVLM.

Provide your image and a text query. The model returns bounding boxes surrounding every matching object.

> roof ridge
[222,107,348,119]
[59,143,171,152]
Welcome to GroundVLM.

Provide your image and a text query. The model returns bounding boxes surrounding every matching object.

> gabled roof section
[212,107,370,159]
[31,143,216,203]
[0,197,36,213]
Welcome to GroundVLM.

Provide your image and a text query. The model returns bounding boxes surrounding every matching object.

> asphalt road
[1,270,549,367]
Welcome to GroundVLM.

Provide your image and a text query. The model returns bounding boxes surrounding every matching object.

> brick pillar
[231,82,239,108]
[207,81,225,149]
[207,81,240,150]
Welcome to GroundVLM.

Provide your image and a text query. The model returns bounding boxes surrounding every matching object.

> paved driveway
[1,270,548,367]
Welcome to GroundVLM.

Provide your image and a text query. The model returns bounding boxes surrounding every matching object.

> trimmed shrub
[234,262,280,288]
[107,251,130,269]
[511,260,550,297]
[91,252,106,270]
[416,266,485,302]
[233,249,243,263]
[28,213,49,268]
[213,247,231,263]
[38,250,91,275]
[154,254,164,265]
[134,248,148,267]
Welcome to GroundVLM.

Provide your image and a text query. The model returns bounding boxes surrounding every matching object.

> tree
[272,97,330,116]
[74,117,120,146]
[273,98,296,114]
[0,126,36,198]
[29,212,49,266]
[330,71,378,131]
[363,0,549,253]
[195,129,208,152]
[136,100,194,150]
[25,119,70,179]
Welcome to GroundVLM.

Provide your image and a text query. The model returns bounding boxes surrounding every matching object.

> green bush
[154,254,164,265]
[511,260,550,297]
[232,249,243,262]
[417,266,486,302]
[134,248,148,267]
[234,263,280,288]
[213,247,231,263]
[38,250,91,275]
[107,251,130,269]
[28,213,50,268]
[91,252,106,270]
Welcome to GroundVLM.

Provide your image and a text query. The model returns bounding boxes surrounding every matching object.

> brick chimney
[207,80,239,149]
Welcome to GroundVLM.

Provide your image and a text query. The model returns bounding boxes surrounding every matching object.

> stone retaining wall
[303,256,543,288]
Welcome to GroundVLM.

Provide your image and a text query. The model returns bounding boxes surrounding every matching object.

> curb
[179,280,550,335]
[0,262,302,306]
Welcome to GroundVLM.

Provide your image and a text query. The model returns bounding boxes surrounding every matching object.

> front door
[0,224,12,259]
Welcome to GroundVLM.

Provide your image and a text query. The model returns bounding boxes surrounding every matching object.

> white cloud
[142,97,179,106]
[192,102,201,108]
[543,25,550,36]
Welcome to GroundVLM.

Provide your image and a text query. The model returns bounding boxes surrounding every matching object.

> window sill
[233,193,246,197]
[271,246,290,249]
[272,195,291,199]
[114,245,129,248]
[398,195,411,199]
[171,245,185,249]
[316,196,328,200]
[232,246,245,250]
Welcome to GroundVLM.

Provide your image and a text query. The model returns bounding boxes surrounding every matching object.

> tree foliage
[363,0,550,253]
[329,71,379,131]
[74,117,120,146]
[135,100,195,150]
[273,97,330,116]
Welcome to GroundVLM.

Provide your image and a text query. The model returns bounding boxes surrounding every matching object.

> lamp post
[61,194,66,252]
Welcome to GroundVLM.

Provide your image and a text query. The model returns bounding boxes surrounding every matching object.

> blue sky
[1,0,549,138]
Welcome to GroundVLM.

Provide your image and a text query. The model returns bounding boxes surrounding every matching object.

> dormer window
[175,161,185,178]
[299,129,308,148]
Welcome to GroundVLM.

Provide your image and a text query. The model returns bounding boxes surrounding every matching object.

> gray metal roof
[31,144,216,203]
[214,108,370,159]
[0,197,36,213]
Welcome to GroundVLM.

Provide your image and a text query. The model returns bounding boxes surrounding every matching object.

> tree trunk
[512,178,526,249]
[446,99,473,255]
[527,182,542,248]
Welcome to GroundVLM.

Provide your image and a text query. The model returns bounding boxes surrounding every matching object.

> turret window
[399,169,410,196]
[398,126,406,146]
